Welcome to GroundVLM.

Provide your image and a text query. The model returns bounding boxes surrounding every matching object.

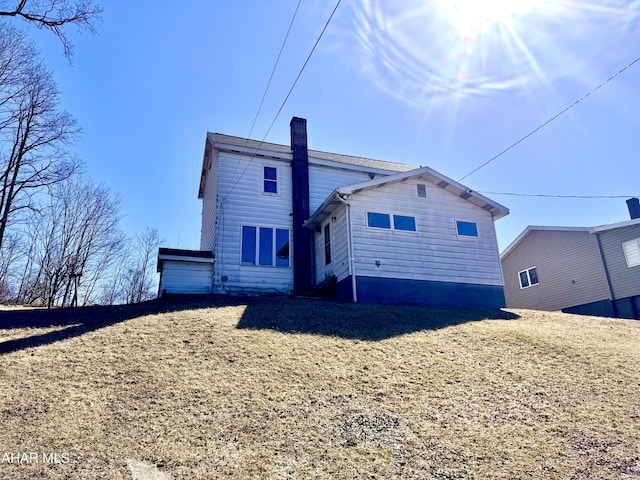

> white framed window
[417,184,427,198]
[518,267,539,289]
[456,220,478,237]
[366,211,417,232]
[622,238,640,268]
[241,226,290,267]
[262,165,278,195]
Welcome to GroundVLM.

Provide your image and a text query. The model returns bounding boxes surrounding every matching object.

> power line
[262,0,342,140]
[480,191,639,199]
[224,0,302,198]
[246,0,302,141]
[458,54,640,183]
[221,0,343,203]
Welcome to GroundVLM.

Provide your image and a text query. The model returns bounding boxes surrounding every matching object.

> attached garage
[157,248,214,295]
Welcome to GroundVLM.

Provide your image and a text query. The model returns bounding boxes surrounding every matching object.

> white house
[158,117,510,308]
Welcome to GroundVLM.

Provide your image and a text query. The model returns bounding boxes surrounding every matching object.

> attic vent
[417,184,427,198]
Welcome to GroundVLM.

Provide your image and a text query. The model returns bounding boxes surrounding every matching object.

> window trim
[622,238,640,268]
[240,224,291,268]
[455,220,479,238]
[261,164,279,196]
[518,266,539,289]
[366,211,417,233]
[324,223,332,265]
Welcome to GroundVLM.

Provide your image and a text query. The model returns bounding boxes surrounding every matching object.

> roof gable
[502,218,640,260]
[306,166,509,228]
[500,226,591,260]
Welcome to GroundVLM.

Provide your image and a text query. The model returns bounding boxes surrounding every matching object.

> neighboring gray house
[501,198,640,319]
[158,117,510,308]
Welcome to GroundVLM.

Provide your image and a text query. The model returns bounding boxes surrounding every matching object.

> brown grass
[1,296,639,479]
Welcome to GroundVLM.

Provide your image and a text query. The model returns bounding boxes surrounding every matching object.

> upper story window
[367,212,417,232]
[417,184,427,198]
[622,238,640,268]
[263,166,278,194]
[456,220,478,237]
[519,267,539,289]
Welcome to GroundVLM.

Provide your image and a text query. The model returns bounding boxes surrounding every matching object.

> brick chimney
[290,117,312,294]
[627,198,640,220]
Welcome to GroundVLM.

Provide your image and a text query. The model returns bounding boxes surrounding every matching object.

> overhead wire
[457,54,640,183]
[223,0,302,200]
[479,191,639,199]
[221,0,343,204]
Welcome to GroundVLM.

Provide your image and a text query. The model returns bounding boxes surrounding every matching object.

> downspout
[595,232,618,318]
[336,194,357,303]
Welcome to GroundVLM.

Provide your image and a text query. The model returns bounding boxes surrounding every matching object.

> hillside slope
[1,296,639,479]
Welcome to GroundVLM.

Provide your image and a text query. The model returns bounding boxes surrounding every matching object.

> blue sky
[26,0,640,252]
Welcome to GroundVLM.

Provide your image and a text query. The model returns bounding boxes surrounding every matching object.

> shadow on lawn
[0,295,241,355]
[236,297,520,341]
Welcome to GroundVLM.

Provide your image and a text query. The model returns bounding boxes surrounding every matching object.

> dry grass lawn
[0,295,639,479]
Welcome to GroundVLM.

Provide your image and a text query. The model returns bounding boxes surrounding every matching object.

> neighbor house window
[518,267,539,289]
[324,224,331,265]
[417,184,427,198]
[456,221,478,237]
[263,166,278,194]
[622,238,640,268]
[241,226,290,267]
[367,212,417,232]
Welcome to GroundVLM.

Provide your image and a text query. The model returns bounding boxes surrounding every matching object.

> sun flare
[446,0,542,32]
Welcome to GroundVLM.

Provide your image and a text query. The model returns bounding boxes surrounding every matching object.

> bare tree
[0,0,102,57]
[123,227,162,304]
[20,176,124,307]
[0,24,80,252]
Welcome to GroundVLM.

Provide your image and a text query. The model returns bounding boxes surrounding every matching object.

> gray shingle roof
[209,133,414,173]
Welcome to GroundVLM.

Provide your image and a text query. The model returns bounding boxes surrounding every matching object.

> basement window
[518,267,539,289]
[622,238,640,267]
[263,166,278,194]
[241,226,290,267]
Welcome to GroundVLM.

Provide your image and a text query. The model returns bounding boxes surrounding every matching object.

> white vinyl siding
[308,164,371,213]
[159,261,213,294]
[313,205,349,285]
[214,152,294,293]
[348,178,504,286]
[199,147,219,252]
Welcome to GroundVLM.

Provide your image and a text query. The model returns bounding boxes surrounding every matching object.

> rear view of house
[501,198,640,319]
[158,117,510,308]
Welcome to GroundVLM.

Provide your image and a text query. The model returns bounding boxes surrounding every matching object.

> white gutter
[336,194,357,303]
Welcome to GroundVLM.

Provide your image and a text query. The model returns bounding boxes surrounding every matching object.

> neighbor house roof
[305,166,510,228]
[500,218,640,260]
